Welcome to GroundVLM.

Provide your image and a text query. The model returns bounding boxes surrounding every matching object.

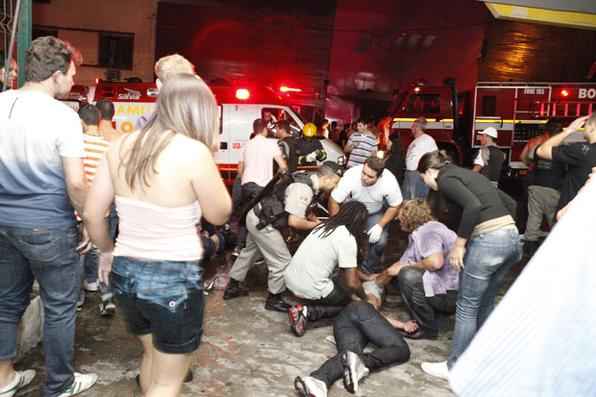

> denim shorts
[110,256,204,354]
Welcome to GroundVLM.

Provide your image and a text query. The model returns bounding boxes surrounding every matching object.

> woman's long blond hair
[119,73,219,189]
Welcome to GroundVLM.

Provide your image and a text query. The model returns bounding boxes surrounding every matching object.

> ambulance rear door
[217,103,261,167]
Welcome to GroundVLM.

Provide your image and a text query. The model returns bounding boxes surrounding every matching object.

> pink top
[240,135,281,187]
[113,196,203,261]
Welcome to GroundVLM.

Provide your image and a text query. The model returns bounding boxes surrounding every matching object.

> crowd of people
[0,35,595,397]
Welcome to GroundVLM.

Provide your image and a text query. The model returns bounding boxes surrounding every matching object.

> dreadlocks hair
[315,201,369,250]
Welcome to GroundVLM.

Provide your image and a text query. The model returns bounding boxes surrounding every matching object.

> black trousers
[394,267,457,336]
[235,182,263,248]
[311,302,410,387]
[303,279,351,322]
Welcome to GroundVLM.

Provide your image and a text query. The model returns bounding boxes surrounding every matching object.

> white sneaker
[421,361,449,380]
[83,281,98,292]
[294,376,327,397]
[341,351,369,394]
[0,369,36,397]
[57,372,97,397]
[99,301,116,317]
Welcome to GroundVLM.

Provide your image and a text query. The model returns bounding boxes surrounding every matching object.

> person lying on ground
[294,300,412,397]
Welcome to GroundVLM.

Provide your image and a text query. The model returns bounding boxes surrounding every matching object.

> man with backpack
[223,162,342,312]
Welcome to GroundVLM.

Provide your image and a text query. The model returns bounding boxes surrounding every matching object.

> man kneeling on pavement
[284,201,370,336]
[224,161,342,311]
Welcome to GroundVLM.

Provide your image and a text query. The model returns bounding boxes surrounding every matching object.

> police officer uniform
[227,174,320,311]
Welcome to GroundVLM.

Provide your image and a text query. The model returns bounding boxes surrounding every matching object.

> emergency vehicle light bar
[235,88,250,100]
[280,85,302,93]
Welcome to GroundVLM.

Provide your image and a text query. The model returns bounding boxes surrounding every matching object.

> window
[32,27,58,40]
[98,32,134,70]
[262,107,302,136]
[405,94,440,114]
[481,95,497,117]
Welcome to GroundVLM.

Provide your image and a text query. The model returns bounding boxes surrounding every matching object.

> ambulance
[85,80,344,184]
[391,81,596,173]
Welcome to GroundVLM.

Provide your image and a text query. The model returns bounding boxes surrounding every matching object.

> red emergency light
[560,89,569,97]
[414,86,421,93]
[279,85,302,93]
[235,88,250,100]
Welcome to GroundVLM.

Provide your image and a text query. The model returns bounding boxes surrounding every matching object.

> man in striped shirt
[78,104,116,316]
[345,120,378,168]
[80,105,110,187]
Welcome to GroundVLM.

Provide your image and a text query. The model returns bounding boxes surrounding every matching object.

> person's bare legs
[0,361,15,388]
[137,335,153,394]
[145,347,192,397]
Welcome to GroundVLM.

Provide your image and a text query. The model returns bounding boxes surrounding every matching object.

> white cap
[479,127,498,139]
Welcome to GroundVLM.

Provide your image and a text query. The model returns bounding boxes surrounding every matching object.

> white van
[90,81,344,183]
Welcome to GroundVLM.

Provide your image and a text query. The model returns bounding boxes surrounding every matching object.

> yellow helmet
[302,122,317,138]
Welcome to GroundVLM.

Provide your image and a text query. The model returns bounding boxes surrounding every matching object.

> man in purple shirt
[370,199,459,340]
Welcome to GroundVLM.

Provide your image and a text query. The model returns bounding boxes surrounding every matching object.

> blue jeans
[447,226,521,368]
[360,212,389,274]
[402,170,429,200]
[0,225,80,397]
[111,257,205,354]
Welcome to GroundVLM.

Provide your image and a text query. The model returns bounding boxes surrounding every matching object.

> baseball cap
[479,127,498,139]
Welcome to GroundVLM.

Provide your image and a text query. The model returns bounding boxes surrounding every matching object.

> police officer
[224,162,343,312]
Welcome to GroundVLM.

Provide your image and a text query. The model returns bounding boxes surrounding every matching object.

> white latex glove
[367,224,383,244]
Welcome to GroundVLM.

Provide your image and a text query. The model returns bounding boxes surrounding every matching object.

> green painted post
[17,0,32,87]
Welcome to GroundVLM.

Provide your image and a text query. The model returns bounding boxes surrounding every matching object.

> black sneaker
[265,293,291,312]
[223,279,249,300]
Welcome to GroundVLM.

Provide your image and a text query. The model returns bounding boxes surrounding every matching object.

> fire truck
[71,80,344,184]
[391,81,596,173]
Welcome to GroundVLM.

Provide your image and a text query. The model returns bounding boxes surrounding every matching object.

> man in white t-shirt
[239,118,287,187]
[232,119,288,254]
[284,201,369,336]
[0,36,97,397]
[403,117,437,199]
[330,154,403,274]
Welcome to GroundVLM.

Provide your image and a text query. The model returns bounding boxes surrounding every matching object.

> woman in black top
[416,150,522,379]
[384,133,405,184]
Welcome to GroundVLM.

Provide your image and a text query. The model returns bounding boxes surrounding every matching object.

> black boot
[223,278,249,300]
[523,240,540,259]
[265,292,291,312]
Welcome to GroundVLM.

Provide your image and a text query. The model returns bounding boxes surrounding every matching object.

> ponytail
[417,150,451,173]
